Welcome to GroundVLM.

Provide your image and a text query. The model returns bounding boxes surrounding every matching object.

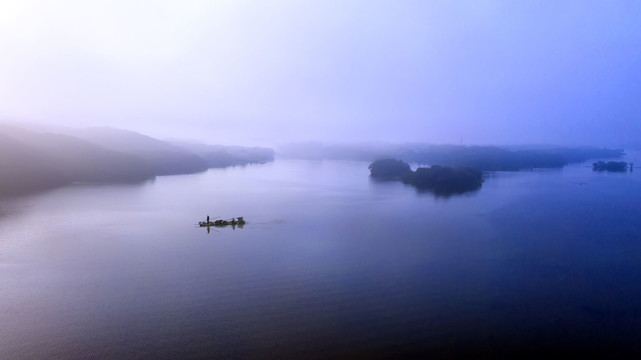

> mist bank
[0,125,274,197]
[173,142,274,168]
[280,143,624,171]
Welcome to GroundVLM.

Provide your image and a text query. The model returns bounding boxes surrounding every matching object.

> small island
[368,159,412,179]
[592,161,629,172]
[369,159,483,196]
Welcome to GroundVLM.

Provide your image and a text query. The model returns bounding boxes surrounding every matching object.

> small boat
[199,217,245,228]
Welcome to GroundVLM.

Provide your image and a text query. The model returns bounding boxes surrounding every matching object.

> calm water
[1,156,640,359]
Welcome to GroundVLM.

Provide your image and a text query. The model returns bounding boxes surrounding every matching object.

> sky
[0,0,640,147]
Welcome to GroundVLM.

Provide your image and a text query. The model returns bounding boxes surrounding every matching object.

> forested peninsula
[282,143,623,171]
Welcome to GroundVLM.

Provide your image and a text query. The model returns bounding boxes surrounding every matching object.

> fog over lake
[2,1,641,358]
[1,1,640,147]
[1,153,640,358]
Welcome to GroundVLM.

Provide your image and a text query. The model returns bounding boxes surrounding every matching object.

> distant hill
[0,124,277,197]
[0,131,68,196]
[0,126,154,197]
[65,127,209,175]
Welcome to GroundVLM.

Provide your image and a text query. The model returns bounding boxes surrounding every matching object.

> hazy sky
[0,1,640,146]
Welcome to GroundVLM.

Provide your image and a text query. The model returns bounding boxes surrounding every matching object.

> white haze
[0,1,640,147]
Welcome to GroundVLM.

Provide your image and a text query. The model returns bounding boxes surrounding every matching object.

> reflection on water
[368,171,483,198]
[410,182,482,198]
[1,158,640,359]
[202,223,245,233]
[370,176,483,198]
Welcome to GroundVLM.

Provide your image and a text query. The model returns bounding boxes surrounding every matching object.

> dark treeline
[281,142,624,171]
[0,125,274,197]
[592,161,630,172]
[369,159,483,196]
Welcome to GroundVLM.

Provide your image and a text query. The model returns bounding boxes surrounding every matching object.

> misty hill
[281,143,624,171]
[0,126,154,197]
[0,124,278,197]
[65,127,209,175]
[0,131,68,196]
[174,142,275,168]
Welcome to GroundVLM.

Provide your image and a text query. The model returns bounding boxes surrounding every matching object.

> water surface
[1,157,640,359]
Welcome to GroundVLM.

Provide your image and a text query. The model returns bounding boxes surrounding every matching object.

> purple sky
[0,1,640,146]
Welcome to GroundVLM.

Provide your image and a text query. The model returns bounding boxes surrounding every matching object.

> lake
[1,156,640,359]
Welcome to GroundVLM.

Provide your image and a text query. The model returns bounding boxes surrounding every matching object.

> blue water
[1,156,640,359]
